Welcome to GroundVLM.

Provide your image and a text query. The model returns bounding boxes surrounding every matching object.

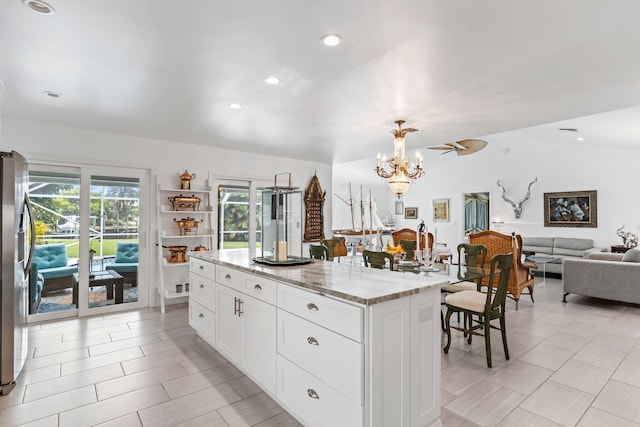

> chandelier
[375,120,424,197]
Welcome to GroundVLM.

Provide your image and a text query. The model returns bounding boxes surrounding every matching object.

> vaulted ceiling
[2,1,640,163]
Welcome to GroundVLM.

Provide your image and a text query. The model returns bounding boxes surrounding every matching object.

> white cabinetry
[156,179,214,313]
[189,257,441,427]
[188,258,216,344]
[215,265,277,393]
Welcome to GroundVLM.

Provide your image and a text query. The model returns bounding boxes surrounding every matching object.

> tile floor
[1,277,639,426]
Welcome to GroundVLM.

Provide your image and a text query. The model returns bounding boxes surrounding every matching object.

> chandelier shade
[375,120,424,197]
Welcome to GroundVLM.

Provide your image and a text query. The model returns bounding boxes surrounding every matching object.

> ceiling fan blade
[455,139,488,156]
[427,146,453,151]
[449,141,468,150]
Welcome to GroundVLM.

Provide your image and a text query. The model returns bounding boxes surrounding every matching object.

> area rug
[37,284,138,314]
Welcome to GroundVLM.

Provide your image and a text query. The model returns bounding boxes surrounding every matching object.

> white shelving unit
[156,178,214,313]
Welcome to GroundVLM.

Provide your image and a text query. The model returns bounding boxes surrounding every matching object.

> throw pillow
[622,248,640,262]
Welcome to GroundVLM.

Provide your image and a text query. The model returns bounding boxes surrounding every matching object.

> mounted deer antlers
[496,177,538,219]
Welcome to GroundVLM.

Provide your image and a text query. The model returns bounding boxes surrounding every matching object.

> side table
[611,245,632,254]
[526,256,557,286]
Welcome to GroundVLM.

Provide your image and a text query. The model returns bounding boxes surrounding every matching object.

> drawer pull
[199,284,205,288]
[254,284,262,291]
[307,337,319,346]
[225,274,231,280]
[198,313,204,318]
[199,265,204,270]
[306,303,319,312]
[307,388,319,400]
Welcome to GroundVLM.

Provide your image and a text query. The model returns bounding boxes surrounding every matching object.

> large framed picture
[544,190,597,227]
[404,207,418,219]
[433,198,450,222]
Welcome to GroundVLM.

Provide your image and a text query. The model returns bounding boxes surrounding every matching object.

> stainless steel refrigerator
[0,151,34,395]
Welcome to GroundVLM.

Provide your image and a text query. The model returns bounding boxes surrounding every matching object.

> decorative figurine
[617,225,639,248]
[179,170,196,190]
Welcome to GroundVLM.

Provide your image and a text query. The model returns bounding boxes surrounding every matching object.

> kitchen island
[188,250,446,427]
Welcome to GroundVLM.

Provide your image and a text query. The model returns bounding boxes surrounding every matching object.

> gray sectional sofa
[563,250,640,304]
[521,237,605,275]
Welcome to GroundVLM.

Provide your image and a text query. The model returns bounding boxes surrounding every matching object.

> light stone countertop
[189,249,450,306]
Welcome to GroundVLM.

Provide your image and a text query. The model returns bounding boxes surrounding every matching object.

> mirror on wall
[464,192,490,236]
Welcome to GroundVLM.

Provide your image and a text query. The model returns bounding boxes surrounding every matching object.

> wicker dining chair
[362,250,395,270]
[468,230,536,310]
[443,252,514,368]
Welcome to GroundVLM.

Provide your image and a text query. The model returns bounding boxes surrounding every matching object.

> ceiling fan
[427,139,488,156]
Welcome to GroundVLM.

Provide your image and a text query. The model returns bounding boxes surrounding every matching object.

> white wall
[2,118,332,306]
[334,136,640,252]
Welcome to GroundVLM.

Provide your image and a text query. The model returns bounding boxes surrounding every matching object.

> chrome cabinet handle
[254,284,262,291]
[199,265,204,270]
[198,313,204,318]
[306,303,319,311]
[307,389,319,399]
[307,337,319,346]
[199,284,204,288]
[225,274,231,280]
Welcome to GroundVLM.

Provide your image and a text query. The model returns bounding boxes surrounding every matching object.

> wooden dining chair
[439,244,488,331]
[362,250,395,270]
[320,237,347,261]
[309,244,330,260]
[443,252,514,368]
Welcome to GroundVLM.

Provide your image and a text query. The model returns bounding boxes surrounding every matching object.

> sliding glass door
[216,180,263,256]
[28,164,148,320]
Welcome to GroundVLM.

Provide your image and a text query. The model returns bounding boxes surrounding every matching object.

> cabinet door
[243,295,277,393]
[215,284,243,362]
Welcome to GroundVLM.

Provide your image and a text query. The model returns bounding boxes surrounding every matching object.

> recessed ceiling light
[229,103,243,109]
[264,76,280,85]
[321,34,342,47]
[577,137,585,141]
[22,0,55,15]
[43,90,61,98]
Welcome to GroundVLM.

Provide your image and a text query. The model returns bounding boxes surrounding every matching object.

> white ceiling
[2,1,640,164]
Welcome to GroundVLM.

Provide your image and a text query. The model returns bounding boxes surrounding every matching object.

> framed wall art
[404,207,418,219]
[544,190,597,227]
[433,198,450,222]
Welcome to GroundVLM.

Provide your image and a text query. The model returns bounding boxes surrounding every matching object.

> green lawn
[39,238,255,255]
[37,238,137,258]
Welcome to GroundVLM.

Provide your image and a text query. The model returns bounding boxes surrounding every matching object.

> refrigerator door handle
[23,193,36,276]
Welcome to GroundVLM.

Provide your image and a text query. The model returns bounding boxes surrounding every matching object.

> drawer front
[244,275,277,305]
[277,283,363,342]
[189,272,215,310]
[278,309,362,404]
[189,299,215,346]
[277,355,362,427]
[216,265,244,292]
[190,258,216,279]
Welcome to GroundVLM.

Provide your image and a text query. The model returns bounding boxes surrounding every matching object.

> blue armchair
[109,242,138,286]
[33,243,77,295]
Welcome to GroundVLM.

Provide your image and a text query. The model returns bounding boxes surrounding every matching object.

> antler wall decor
[496,177,538,219]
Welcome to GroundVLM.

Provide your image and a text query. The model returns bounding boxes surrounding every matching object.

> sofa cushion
[554,237,594,251]
[33,243,69,269]
[553,247,589,258]
[522,236,553,254]
[40,265,78,279]
[115,242,139,263]
[622,248,640,262]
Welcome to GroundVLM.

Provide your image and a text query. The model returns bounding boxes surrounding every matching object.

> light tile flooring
[1,277,639,426]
